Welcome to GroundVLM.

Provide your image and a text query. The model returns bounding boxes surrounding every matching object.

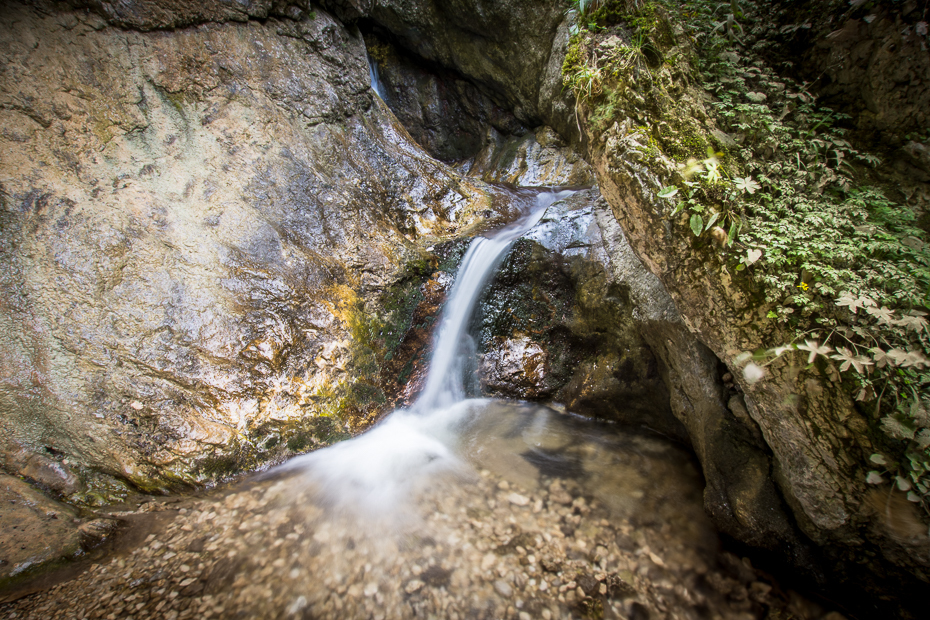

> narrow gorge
[1,1,928,619]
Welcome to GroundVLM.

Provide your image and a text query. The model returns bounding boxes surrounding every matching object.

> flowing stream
[283,190,574,517]
[1,190,828,620]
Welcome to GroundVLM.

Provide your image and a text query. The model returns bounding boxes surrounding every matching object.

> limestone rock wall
[321,0,579,144]
[0,0,522,498]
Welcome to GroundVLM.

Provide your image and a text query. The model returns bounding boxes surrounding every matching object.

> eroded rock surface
[323,0,579,143]
[0,0,527,497]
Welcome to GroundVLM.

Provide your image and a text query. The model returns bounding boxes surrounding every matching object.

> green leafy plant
[582,0,930,513]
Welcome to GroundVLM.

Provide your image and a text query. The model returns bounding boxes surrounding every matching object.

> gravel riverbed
[2,402,843,620]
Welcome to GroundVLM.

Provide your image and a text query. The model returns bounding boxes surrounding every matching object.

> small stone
[519,612,531,620]
[286,596,307,615]
[494,579,513,597]
[507,493,529,507]
[404,579,424,594]
[363,582,378,597]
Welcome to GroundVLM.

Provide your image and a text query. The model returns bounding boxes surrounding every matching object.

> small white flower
[743,362,765,384]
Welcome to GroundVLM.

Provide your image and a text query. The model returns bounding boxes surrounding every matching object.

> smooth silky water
[2,190,769,620]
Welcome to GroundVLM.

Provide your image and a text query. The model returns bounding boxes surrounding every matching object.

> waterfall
[368,54,387,100]
[412,189,574,412]
[286,189,574,515]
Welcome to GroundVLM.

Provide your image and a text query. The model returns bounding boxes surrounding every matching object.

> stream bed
[2,401,836,620]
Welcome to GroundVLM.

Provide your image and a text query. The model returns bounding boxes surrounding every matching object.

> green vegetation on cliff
[564,0,930,515]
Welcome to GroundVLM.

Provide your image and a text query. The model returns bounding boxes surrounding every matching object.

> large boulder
[0,0,525,499]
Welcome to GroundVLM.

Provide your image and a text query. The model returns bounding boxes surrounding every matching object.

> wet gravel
[2,403,843,620]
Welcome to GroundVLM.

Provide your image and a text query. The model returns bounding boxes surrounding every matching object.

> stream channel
[2,189,844,619]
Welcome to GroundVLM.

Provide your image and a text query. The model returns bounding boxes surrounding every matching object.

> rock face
[322,0,579,143]
[364,34,526,162]
[72,0,315,30]
[768,0,930,143]
[0,0,531,497]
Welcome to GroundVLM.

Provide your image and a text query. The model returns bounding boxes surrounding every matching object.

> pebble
[494,579,513,597]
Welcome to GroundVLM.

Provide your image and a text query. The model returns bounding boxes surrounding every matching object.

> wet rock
[480,338,548,398]
[466,126,595,187]
[4,450,84,497]
[0,0,522,493]
[77,519,118,549]
[0,474,81,585]
[475,192,681,436]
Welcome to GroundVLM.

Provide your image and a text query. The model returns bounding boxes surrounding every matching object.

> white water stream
[368,54,387,100]
[287,189,574,515]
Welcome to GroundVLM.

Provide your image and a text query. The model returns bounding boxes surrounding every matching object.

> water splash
[287,189,575,516]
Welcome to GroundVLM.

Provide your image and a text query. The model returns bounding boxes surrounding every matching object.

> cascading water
[413,189,574,412]
[368,54,387,100]
[288,189,574,515]
[7,187,787,620]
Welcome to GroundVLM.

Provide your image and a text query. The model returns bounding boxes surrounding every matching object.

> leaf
[734,177,761,194]
[881,349,930,369]
[895,314,928,332]
[864,305,895,325]
[896,476,912,492]
[746,248,762,264]
[690,213,704,237]
[672,201,685,216]
[917,429,930,451]
[869,347,889,368]
[869,453,887,466]
[881,415,915,440]
[866,471,884,485]
[704,211,721,232]
[830,347,873,374]
[834,292,875,314]
[886,348,910,367]
[727,220,740,245]
[797,339,832,364]
[658,186,679,199]
[907,491,921,503]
